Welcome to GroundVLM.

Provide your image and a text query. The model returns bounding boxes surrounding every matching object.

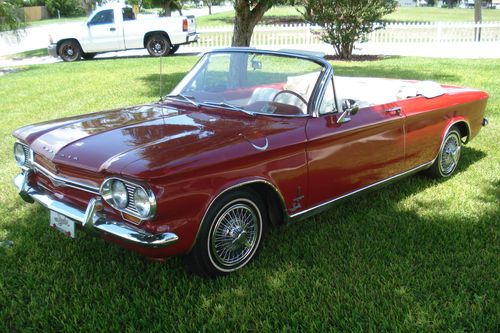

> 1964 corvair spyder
[12,48,489,276]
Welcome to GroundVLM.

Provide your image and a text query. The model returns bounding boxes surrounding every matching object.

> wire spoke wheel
[439,132,461,176]
[210,202,260,268]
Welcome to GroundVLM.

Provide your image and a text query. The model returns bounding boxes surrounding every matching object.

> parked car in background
[47,4,198,61]
[13,48,488,276]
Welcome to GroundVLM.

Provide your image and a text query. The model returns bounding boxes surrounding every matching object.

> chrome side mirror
[337,99,359,124]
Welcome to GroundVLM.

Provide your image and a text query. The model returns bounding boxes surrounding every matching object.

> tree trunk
[474,0,482,41]
[231,1,270,47]
[208,4,212,15]
[232,14,256,46]
[163,1,172,17]
[82,0,93,16]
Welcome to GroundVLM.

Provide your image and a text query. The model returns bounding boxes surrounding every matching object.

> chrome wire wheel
[208,199,262,271]
[439,131,461,176]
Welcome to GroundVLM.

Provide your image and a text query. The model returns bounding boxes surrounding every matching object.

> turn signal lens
[183,18,188,32]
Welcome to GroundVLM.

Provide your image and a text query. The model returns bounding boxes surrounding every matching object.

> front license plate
[49,211,76,238]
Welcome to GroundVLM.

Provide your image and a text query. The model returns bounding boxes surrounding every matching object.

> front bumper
[13,172,178,249]
[47,43,58,57]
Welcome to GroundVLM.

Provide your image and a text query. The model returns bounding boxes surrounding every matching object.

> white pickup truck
[47,4,198,61]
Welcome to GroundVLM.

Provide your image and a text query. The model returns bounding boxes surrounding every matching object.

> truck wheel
[184,189,267,277]
[146,34,171,57]
[170,45,180,54]
[82,52,96,60]
[58,40,82,62]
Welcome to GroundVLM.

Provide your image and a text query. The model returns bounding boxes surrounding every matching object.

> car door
[84,9,121,52]
[304,76,406,209]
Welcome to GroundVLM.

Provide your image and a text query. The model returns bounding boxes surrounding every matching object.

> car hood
[14,103,257,178]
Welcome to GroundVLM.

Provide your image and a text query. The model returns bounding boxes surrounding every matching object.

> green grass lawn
[27,16,86,27]
[0,56,499,331]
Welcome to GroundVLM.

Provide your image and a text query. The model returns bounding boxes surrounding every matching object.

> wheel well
[451,121,470,144]
[56,39,82,55]
[245,182,286,226]
[143,31,171,48]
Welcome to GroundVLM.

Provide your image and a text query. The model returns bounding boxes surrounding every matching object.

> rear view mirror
[337,99,359,124]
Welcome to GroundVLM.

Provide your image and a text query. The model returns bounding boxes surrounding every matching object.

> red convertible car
[12,48,489,276]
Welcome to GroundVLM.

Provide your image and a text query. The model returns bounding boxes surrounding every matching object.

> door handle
[385,107,402,115]
[110,27,116,31]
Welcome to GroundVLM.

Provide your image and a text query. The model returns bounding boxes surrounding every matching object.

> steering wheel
[272,90,308,106]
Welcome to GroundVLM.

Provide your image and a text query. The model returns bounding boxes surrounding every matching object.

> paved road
[0,5,233,57]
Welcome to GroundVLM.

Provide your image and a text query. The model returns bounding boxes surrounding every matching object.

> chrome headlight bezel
[14,142,31,168]
[100,177,157,220]
[14,143,26,167]
[133,187,155,218]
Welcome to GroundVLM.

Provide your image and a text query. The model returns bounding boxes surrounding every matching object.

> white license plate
[49,211,76,238]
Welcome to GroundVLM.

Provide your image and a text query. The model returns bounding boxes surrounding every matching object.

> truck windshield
[169,51,325,116]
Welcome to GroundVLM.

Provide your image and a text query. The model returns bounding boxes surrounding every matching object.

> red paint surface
[13,85,488,259]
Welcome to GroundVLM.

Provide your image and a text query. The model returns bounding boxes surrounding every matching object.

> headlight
[14,143,27,167]
[100,178,156,220]
[134,187,154,218]
[111,180,128,209]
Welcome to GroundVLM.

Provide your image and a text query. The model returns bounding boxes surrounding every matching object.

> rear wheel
[184,189,267,277]
[146,34,171,57]
[426,126,462,178]
[58,40,81,62]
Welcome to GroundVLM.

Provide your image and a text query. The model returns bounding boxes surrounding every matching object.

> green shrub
[45,0,84,17]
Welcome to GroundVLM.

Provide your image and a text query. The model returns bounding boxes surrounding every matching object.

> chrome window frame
[169,48,334,118]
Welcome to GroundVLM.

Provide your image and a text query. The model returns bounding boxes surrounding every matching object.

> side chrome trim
[190,179,287,252]
[13,173,178,249]
[289,160,435,220]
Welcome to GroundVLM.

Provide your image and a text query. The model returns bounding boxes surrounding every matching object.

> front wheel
[184,189,267,277]
[426,126,462,178]
[58,40,82,62]
[146,34,171,57]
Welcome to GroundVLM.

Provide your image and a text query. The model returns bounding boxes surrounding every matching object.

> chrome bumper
[13,172,178,249]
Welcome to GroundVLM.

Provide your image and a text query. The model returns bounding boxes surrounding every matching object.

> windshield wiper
[166,93,199,107]
[201,101,254,116]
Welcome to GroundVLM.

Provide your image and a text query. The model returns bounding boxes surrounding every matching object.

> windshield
[169,51,325,116]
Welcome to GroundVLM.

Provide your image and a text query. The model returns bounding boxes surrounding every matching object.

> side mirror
[86,22,91,27]
[251,59,262,71]
[337,99,359,124]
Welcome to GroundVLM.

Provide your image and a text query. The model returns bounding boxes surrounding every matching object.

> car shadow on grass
[1,146,495,331]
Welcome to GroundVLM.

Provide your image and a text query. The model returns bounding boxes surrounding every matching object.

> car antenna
[159,55,164,102]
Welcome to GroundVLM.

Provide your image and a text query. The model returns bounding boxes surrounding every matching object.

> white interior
[242,74,446,115]
[334,76,446,108]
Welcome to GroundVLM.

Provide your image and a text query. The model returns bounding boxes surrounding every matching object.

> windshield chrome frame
[168,48,333,118]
